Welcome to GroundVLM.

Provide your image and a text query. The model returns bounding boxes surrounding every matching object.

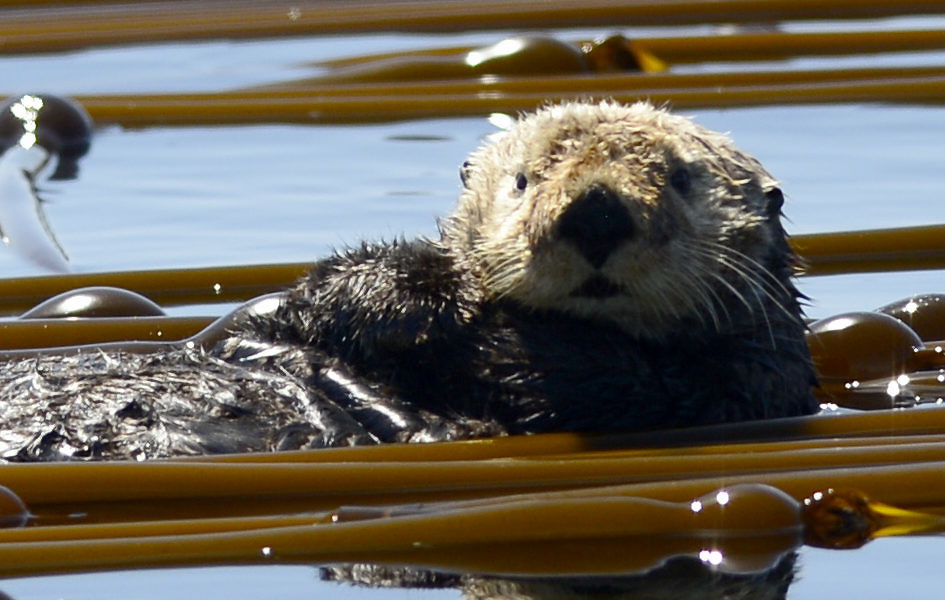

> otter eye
[460,161,471,187]
[669,167,691,196]
[515,172,528,191]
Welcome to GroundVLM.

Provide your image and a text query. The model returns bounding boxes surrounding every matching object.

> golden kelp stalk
[1,0,943,54]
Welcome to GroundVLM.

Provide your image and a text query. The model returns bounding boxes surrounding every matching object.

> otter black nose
[556,184,634,269]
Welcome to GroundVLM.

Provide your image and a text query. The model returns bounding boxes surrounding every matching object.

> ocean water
[0,18,944,600]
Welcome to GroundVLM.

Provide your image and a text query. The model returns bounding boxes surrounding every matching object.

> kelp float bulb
[0,93,92,180]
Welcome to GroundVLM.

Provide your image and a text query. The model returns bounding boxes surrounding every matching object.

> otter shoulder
[258,239,483,360]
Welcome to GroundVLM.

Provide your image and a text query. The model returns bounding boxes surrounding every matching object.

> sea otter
[0,101,818,461]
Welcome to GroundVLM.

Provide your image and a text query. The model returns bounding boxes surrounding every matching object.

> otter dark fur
[0,101,818,461]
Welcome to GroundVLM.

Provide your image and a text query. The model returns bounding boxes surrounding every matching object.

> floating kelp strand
[5,437,945,519]
[0,484,805,578]
[62,75,945,127]
[0,220,941,317]
[0,483,941,578]
[0,316,213,351]
[0,262,309,315]
[2,3,945,54]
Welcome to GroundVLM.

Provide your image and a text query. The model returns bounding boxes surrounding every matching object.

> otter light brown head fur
[441,101,794,340]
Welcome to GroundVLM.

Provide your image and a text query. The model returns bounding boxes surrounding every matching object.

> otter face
[441,101,791,340]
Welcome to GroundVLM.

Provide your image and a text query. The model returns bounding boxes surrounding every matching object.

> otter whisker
[704,241,796,303]
[656,282,688,325]
[675,257,728,333]
[684,240,788,314]
[702,268,774,344]
[683,247,764,322]
[701,242,802,328]
[692,272,729,333]
[683,242,795,348]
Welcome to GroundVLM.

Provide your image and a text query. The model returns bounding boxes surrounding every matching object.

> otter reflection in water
[0,101,817,461]
[322,555,799,600]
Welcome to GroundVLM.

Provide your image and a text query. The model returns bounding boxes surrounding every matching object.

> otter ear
[764,187,784,217]
[459,161,472,187]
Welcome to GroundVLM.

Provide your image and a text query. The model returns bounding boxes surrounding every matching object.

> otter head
[441,101,795,340]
